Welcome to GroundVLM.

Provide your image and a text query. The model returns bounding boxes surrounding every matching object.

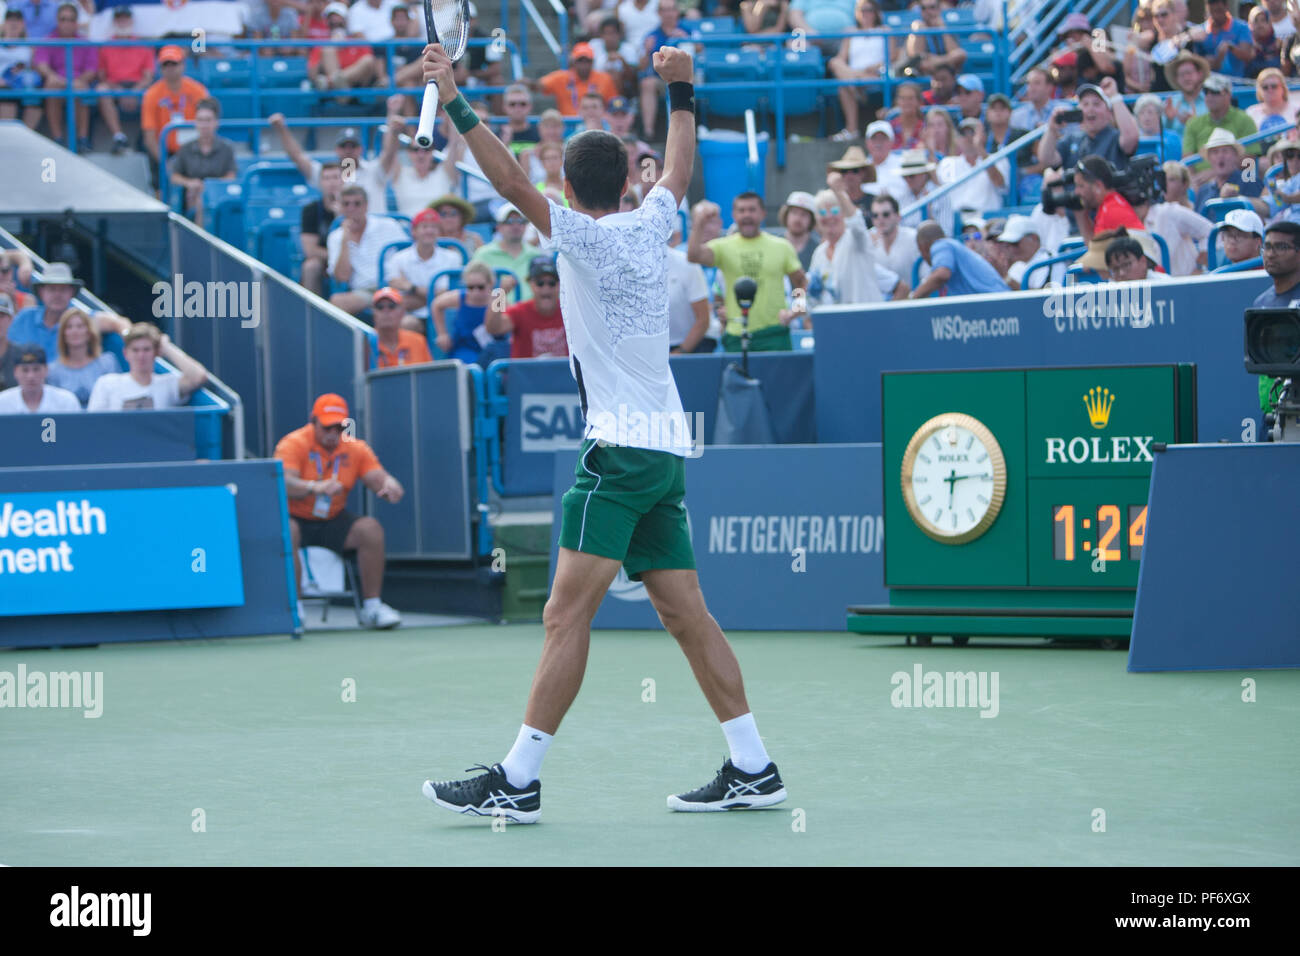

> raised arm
[423,45,552,239]
[653,47,696,206]
[268,112,315,180]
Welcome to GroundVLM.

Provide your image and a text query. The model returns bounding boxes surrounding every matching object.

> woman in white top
[830,0,891,141]
[45,307,121,407]
[617,0,661,57]
[381,96,464,217]
[1246,68,1300,136]
[807,180,888,312]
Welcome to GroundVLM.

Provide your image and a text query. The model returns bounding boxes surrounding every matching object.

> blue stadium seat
[961,40,996,75]
[467,223,494,244]
[256,56,309,87]
[884,12,908,27]
[772,49,825,116]
[1201,197,1252,222]
[377,240,413,287]
[701,49,764,118]
[255,219,302,280]
[690,16,739,36]
[242,162,307,196]
[203,181,245,247]
[944,8,977,25]
[200,59,252,89]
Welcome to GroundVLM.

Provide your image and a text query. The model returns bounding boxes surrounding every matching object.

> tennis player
[419,42,785,823]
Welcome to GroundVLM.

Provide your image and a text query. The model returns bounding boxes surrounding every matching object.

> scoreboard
[849,364,1196,641]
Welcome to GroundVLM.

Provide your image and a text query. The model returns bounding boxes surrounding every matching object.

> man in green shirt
[470,203,541,300]
[1183,73,1259,157]
[686,192,808,352]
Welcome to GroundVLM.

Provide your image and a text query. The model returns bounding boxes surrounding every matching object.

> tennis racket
[413,0,471,150]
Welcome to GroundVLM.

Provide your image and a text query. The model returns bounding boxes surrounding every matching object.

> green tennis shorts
[559,438,696,580]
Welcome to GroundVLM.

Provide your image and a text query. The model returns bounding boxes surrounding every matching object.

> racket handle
[413,79,440,149]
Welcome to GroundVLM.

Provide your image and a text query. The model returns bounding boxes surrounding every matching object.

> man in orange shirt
[535,42,617,117]
[372,287,433,367]
[140,45,210,176]
[275,393,406,629]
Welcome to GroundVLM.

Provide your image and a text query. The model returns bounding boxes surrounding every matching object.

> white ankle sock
[363,597,382,613]
[501,724,552,787]
[721,713,771,773]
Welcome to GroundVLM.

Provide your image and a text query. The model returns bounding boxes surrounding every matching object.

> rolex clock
[901,413,1007,544]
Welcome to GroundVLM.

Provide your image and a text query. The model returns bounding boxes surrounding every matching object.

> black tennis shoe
[667,758,787,812]
[422,763,541,824]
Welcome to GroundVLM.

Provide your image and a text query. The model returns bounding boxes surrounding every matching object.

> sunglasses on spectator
[321,424,345,433]
[531,278,558,287]
[817,205,841,216]
[341,199,365,206]
[964,232,983,241]
[1264,242,1299,252]
[373,301,400,310]
[507,100,530,108]
[503,217,526,225]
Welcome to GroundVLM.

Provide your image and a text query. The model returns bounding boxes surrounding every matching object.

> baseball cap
[1223,208,1264,238]
[1075,83,1107,103]
[495,202,524,223]
[336,127,361,147]
[956,74,984,94]
[865,120,894,140]
[16,345,47,366]
[997,214,1039,243]
[528,256,559,280]
[372,287,403,306]
[607,96,632,114]
[158,45,186,64]
[311,393,349,426]
[1053,51,1079,68]
[112,5,133,17]
[572,42,596,61]
[323,1,349,19]
[1058,12,1091,34]
[958,116,982,133]
[1202,73,1232,93]
[412,208,441,229]
[986,92,1012,109]
[0,292,14,316]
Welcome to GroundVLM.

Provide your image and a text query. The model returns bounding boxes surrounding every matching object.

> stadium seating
[689,16,740,37]
[772,49,826,118]
[254,218,302,280]
[700,49,764,119]
[203,181,247,249]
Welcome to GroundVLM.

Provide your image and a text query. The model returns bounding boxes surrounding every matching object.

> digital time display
[1052,504,1147,562]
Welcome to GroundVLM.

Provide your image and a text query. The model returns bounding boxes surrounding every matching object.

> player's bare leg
[642,568,787,812]
[524,547,623,733]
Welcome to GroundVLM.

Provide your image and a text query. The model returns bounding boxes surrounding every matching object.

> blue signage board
[0,486,244,616]
[550,444,887,631]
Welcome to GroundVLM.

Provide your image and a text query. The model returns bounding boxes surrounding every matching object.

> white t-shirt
[0,385,82,414]
[868,225,921,283]
[665,247,710,347]
[327,214,410,291]
[309,158,389,215]
[87,372,184,410]
[388,243,465,316]
[847,35,887,71]
[389,162,456,218]
[617,0,661,55]
[1029,204,1071,255]
[807,210,887,307]
[937,153,1010,215]
[347,0,399,41]
[541,185,689,455]
[1006,247,1059,289]
[1145,202,1212,276]
[592,37,639,74]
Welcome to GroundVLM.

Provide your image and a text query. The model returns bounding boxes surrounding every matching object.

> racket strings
[429,1,470,61]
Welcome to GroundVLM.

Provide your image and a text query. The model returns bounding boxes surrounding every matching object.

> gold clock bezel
[901,412,1008,545]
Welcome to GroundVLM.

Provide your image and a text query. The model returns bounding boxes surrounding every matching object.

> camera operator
[1037,78,1140,175]
[1072,155,1145,244]
[1252,220,1300,412]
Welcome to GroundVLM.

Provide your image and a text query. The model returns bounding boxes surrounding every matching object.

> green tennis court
[3,626,1296,866]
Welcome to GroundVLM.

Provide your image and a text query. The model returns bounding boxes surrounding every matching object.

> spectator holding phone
[1037,79,1140,175]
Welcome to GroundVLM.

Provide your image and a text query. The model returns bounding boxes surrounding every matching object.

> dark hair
[1076,154,1116,188]
[321,160,343,173]
[1265,220,1300,240]
[733,190,765,209]
[196,97,221,118]
[932,63,956,79]
[870,192,900,213]
[563,130,629,210]
[598,16,622,33]
[339,184,367,202]
[1105,235,1145,265]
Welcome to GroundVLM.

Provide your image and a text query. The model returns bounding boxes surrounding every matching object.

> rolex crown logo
[1084,387,1115,429]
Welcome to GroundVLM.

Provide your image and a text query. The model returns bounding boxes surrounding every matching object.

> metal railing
[899,125,1046,224]
[513,0,571,69]
[0,37,522,154]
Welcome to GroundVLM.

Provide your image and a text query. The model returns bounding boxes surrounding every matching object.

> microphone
[734,277,757,311]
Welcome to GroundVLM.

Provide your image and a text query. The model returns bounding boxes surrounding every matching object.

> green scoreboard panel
[853,364,1195,640]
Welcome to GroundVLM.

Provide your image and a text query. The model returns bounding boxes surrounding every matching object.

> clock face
[901,413,1008,544]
